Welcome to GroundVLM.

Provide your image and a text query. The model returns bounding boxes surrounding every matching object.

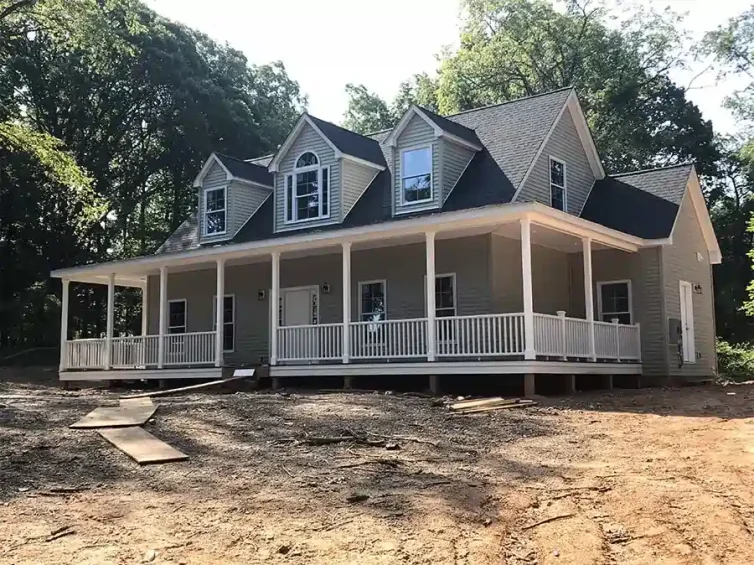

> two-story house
[52,87,721,394]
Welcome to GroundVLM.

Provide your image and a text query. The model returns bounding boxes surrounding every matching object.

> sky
[148,0,751,135]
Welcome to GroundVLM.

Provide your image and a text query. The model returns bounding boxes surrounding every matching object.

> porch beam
[342,242,351,363]
[270,251,280,366]
[521,218,535,359]
[104,273,115,370]
[158,265,167,369]
[426,231,437,362]
[583,237,597,361]
[215,257,225,367]
[59,279,70,372]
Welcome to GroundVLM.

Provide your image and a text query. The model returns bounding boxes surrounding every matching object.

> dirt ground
[1,372,754,565]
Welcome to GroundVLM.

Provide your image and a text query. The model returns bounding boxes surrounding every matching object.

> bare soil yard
[1,372,754,564]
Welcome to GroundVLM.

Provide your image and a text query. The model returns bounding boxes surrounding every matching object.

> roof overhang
[52,202,673,284]
[192,153,273,189]
[384,106,482,152]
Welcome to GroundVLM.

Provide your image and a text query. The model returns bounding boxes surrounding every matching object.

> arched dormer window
[284,151,330,223]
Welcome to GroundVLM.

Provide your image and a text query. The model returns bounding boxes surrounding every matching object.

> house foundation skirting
[269,360,641,378]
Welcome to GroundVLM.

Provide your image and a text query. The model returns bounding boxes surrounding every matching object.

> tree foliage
[0,0,305,348]
[344,0,717,177]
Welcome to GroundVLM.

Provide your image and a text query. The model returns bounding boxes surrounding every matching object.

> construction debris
[69,398,156,429]
[449,397,537,414]
[98,427,188,465]
[120,370,255,400]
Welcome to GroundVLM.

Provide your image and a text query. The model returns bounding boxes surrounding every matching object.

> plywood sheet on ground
[97,427,188,464]
[70,400,156,429]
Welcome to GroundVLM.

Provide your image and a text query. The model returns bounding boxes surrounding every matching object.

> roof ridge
[244,153,274,163]
[443,86,574,119]
[611,162,694,178]
[216,152,267,168]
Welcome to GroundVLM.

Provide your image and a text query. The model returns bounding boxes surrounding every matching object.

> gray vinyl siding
[489,234,570,315]
[567,247,667,377]
[516,107,595,216]
[441,139,475,202]
[230,180,270,235]
[661,191,717,379]
[274,122,341,232]
[341,160,377,218]
[394,114,441,215]
[147,236,492,364]
[199,162,230,244]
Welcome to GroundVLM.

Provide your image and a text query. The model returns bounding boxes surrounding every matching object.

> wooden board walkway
[98,427,188,464]
[70,398,156,429]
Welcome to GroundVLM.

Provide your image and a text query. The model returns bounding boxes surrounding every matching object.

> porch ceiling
[493,222,614,253]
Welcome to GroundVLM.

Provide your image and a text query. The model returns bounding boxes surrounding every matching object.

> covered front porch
[54,204,646,381]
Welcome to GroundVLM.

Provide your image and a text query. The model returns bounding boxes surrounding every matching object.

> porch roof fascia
[52,202,657,282]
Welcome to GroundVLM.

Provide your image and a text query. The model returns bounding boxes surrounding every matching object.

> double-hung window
[204,186,227,235]
[401,146,432,204]
[432,274,456,343]
[212,295,235,352]
[360,281,386,322]
[597,280,632,324]
[285,151,330,223]
[168,300,187,334]
[549,157,566,212]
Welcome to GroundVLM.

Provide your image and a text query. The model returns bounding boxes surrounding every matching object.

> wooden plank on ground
[98,427,188,464]
[449,397,507,411]
[70,401,157,429]
[454,400,537,414]
[120,371,255,400]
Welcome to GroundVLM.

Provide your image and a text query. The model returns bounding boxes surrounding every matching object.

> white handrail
[66,339,107,369]
[111,335,160,368]
[350,319,427,359]
[278,323,343,362]
[163,331,217,366]
[436,313,524,357]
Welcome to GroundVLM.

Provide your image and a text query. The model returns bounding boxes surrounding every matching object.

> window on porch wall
[434,274,456,343]
[598,281,632,324]
[212,295,235,352]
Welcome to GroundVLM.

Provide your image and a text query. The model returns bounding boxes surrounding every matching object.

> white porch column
[270,251,280,366]
[583,237,597,361]
[141,282,148,336]
[59,279,70,372]
[157,265,167,369]
[104,273,115,370]
[425,231,437,362]
[215,257,226,368]
[521,218,535,360]
[342,242,351,364]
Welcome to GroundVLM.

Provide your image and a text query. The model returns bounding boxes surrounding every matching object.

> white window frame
[203,185,227,236]
[358,279,387,322]
[167,299,187,334]
[400,144,433,206]
[284,151,330,224]
[212,294,236,353]
[549,156,567,212]
[596,280,633,324]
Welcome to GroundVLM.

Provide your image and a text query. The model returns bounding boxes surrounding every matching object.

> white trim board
[270,360,642,377]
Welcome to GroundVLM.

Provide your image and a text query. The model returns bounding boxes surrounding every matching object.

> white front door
[679,281,696,363]
[283,288,315,326]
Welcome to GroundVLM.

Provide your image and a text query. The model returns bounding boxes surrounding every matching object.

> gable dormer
[268,114,385,232]
[193,153,273,244]
[384,106,482,216]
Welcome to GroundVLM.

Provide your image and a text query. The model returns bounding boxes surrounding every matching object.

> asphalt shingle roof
[216,153,273,186]
[417,106,481,146]
[580,164,692,239]
[307,115,387,168]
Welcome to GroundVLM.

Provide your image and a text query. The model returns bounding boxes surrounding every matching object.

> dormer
[193,153,273,244]
[384,106,482,216]
[268,114,386,233]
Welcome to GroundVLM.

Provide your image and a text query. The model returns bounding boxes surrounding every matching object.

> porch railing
[350,318,428,359]
[436,313,524,357]
[65,331,216,370]
[66,338,107,369]
[278,323,343,362]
